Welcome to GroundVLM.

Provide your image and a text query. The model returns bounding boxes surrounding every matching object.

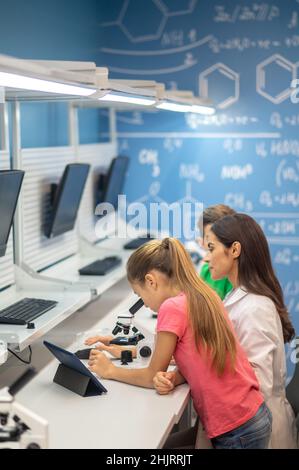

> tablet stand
[53,364,103,397]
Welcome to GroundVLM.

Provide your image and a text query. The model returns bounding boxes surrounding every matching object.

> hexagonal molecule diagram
[256,54,296,104]
[199,63,240,109]
[100,0,125,24]
[158,0,197,16]
[119,0,166,43]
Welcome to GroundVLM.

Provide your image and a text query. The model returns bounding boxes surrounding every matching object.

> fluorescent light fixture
[98,92,156,106]
[156,102,191,112]
[156,99,215,115]
[0,71,96,96]
[156,88,215,115]
[191,104,215,115]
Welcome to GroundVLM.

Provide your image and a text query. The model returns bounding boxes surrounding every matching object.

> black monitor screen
[101,156,129,210]
[0,170,25,257]
[46,163,90,238]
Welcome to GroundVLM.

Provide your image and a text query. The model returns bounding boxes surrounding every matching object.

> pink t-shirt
[157,293,264,439]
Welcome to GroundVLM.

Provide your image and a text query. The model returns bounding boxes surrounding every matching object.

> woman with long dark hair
[204,213,296,448]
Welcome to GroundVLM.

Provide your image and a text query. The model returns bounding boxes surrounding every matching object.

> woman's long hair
[211,214,295,343]
[127,237,237,375]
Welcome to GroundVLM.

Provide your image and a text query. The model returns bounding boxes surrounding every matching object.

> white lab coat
[223,287,297,449]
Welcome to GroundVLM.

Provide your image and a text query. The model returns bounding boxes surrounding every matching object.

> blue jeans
[211,402,272,449]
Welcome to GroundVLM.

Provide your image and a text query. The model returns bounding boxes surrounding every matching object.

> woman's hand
[95,343,137,359]
[84,335,114,346]
[88,349,115,379]
[153,371,176,395]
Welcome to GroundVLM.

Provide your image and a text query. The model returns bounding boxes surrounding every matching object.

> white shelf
[42,245,131,298]
[0,239,133,356]
[0,341,8,364]
[96,236,131,251]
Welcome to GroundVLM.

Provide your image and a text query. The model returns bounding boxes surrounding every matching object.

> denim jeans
[211,402,272,449]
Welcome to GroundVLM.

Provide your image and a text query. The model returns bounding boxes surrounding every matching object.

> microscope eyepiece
[112,324,122,336]
[129,298,144,315]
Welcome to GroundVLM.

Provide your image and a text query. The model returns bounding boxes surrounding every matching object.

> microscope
[110,298,145,346]
[109,298,155,362]
[0,369,48,449]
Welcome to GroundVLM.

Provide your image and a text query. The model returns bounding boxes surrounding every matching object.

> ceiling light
[0,71,96,96]
[190,104,215,115]
[98,92,156,106]
[156,102,191,112]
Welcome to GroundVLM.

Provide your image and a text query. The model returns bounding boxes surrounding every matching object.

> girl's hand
[95,343,137,359]
[84,335,114,346]
[88,349,115,379]
[153,371,176,395]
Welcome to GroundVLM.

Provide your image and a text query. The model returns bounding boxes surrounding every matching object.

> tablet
[43,340,107,394]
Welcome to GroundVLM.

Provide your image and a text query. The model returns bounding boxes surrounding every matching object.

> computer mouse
[74,348,93,360]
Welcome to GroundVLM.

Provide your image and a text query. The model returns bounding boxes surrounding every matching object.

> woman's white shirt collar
[223,286,248,307]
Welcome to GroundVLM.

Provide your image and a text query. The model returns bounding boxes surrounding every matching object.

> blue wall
[98,0,299,377]
[0,0,109,147]
[0,0,298,376]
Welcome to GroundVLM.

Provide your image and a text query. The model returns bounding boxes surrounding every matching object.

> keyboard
[123,234,155,250]
[0,298,58,326]
[78,256,122,276]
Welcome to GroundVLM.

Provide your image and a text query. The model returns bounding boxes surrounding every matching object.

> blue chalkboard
[0,0,297,378]
[98,0,299,379]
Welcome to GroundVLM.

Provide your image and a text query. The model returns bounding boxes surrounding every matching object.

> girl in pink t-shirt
[88,237,272,449]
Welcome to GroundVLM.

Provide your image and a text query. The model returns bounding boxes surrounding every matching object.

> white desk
[43,248,130,298]
[16,294,190,449]
[0,341,8,364]
[96,236,132,251]
[0,239,131,354]
[0,284,90,352]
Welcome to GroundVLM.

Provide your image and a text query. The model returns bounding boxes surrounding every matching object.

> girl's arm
[173,369,186,386]
[88,331,177,389]
[153,368,186,395]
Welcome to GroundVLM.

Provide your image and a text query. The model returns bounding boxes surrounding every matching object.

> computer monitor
[0,170,25,257]
[45,163,90,238]
[99,156,129,210]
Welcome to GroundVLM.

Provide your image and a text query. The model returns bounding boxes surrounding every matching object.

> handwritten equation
[257,217,299,238]
[256,140,299,158]
[213,4,280,23]
[274,248,299,266]
[224,192,253,211]
[186,113,258,129]
[209,35,299,53]
[260,190,299,209]
[221,164,253,180]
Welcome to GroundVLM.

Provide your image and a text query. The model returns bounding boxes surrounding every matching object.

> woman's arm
[88,331,178,389]
[234,301,278,400]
